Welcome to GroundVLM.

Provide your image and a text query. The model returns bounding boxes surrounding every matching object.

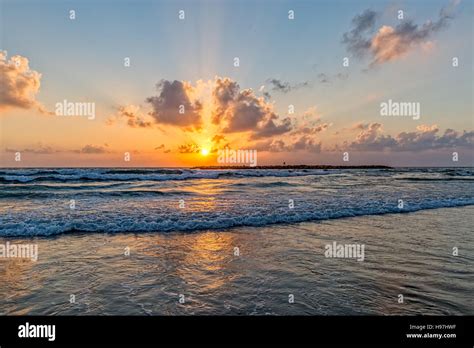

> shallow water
[0,207,472,315]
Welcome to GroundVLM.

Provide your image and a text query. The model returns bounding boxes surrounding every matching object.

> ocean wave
[232,181,298,188]
[2,167,472,184]
[1,199,473,237]
[0,168,184,176]
[0,189,192,199]
[0,169,328,183]
[395,177,474,181]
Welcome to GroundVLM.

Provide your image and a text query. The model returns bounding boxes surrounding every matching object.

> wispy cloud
[5,144,57,154]
[266,78,310,93]
[73,144,111,154]
[6,143,111,155]
[113,105,152,128]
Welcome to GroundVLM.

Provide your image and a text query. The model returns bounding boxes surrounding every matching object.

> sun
[200,148,210,156]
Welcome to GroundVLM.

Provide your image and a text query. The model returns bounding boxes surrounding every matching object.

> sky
[0,0,473,167]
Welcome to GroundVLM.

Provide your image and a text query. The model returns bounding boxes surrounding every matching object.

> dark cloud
[349,123,474,151]
[209,134,230,153]
[211,77,240,125]
[110,105,153,128]
[250,116,292,140]
[266,78,310,93]
[212,77,293,139]
[255,136,322,153]
[342,9,378,58]
[178,143,200,154]
[146,80,202,129]
[343,2,459,67]
[267,78,291,93]
[211,134,226,145]
[291,136,322,152]
[312,72,349,84]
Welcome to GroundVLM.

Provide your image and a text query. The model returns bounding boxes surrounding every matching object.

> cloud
[267,78,291,93]
[0,51,48,114]
[342,9,378,58]
[317,73,329,83]
[212,77,293,139]
[176,135,230,156]
[351,122,370,130]
[310,71,349,84]
[250,116,292,140]
[292,123,330,135]
[5,143,111,155]
[178,143,200,154]
[73,144,110,154]
[349,123,473,151]
[266,78,310,93]
[146,80,202,129]
[5,144,57,154]
[291,136,323,152]
[291,106,326,132]
[107,104,153,128]
[335,72,349,81]
[211,134,226,145]
[108,77,294,140]
[155,144,165,150]
[255,136,322,153]
[302,106,321,121]
[354,122,384,144]
[343,1,459,67]
[253,112,329,153]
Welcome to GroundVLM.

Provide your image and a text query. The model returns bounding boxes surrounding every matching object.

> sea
[0,167,472,315]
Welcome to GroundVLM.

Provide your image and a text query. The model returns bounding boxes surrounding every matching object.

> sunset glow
[0,0,472,168]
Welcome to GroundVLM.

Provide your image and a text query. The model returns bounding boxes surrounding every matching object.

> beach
[0,167,473,315]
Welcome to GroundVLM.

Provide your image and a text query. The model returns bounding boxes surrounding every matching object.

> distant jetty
[194,165,392,170]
